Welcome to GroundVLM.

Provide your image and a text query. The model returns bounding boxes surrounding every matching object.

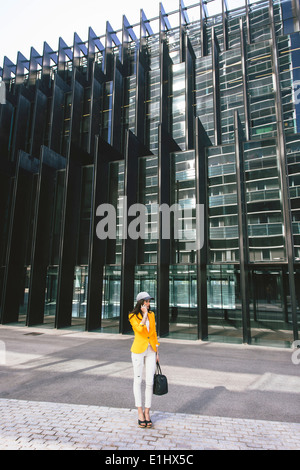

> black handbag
[153,361,168,395]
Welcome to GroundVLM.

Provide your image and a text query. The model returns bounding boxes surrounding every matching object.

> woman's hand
[140,305,148,325]
[141,305,148,316]
[156,350,160,363]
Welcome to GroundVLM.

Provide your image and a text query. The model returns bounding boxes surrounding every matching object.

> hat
[136,291,154,302]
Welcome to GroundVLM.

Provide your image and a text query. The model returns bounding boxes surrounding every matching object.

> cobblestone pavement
[0,398,299,450]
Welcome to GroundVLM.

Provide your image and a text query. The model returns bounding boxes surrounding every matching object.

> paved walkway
[0,398,299,450]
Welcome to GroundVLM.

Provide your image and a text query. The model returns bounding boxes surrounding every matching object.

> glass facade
[0,0,300,347]
[208,144,239,263]
[244,138,285,262]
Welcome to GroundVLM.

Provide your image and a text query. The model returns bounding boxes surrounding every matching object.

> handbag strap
[156,361,162,375]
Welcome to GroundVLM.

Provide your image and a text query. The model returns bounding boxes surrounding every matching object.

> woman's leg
[144,347,156,412]
[131,351,144,410]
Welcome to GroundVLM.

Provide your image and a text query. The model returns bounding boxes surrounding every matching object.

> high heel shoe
[138,419,147,428]
[145,419,152,428]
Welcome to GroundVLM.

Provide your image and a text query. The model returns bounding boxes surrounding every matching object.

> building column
[1,151,39,324]
[222,0,229,51]
[86,136,122,331]
[185,35,196,151]
[135,46,149,144]
[240,18,251,141]
[27,147,66,326]
[200,0,208,57]
[55,71,86,328]
[111,57,124,153]
[269,0,298,341]
[48,74,70,154]
[212,27,221,146]
[30,82,51,158]
[245,0,251,44]
[234,110,251,344]
[195,118,210,340]
[120,131,151,334]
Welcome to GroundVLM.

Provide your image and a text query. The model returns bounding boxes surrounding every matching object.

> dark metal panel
[2,57,16,82]
[157,124,170,337]
[0,98,14,160]
[195,118,210,340]
[245,0,251,44]
[0,173,12,270]
[58,37,73,74]
[73,33,88,70]
[160,40,172,135]
[70,71,84,149]
[119,131,152,334]
[11,92,31,163]
[55,142,83,328]
[222,0,229,51]
[160,3,172,33]
[157,30,180,337]
[29,47,42,85]
[112,58,123,153]
[234,110,251,344]
[157,30,172,337]
[135,47,148,144]
[0,151,39,324]
[157,124,180,338]
[140,9,153,52]
[292,0,300,31]
[200,0,208,57]
[88,27,105,76]
[89,63,104,156]
[105,21,119,80]
[185,35,196,150]
[179,0,189,62]
[122,15,137,74]
[30,87,48,158]
[27,146,66,326]
[212,27,221,146]
[55,74,85,328]
[86,136,123,331]
[42,42,57,76]
[16,52,29,85]
[48,74,70,153]
[120,131,139,334]
[240,18,250,141]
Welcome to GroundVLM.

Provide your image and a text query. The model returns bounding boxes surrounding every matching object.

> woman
[129,292,160,428]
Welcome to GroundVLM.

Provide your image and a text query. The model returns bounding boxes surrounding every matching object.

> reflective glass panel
[249,267,294,347]
[207,265,243,343]
[168,265,197,340]
[71,266,88,327]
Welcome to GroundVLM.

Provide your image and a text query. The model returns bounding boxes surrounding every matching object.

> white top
[140,318,150,332]
[140,315,159,348]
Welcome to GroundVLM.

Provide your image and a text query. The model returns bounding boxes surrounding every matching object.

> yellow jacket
[129,310,160,354]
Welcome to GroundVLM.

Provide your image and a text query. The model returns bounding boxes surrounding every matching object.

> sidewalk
[0,325,299,450]
[0,398,299,450]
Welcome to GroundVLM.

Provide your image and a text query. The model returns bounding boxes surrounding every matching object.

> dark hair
[129,299,149,320]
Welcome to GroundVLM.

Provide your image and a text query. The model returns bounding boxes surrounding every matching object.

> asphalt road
[0,325,299,424]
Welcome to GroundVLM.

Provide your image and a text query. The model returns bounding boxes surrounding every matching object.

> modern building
[0,0,299,347]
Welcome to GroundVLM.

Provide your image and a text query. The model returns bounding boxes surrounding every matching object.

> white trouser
[131,345,156,409]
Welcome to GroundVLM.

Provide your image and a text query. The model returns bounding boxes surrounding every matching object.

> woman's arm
[129,312,148,333]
